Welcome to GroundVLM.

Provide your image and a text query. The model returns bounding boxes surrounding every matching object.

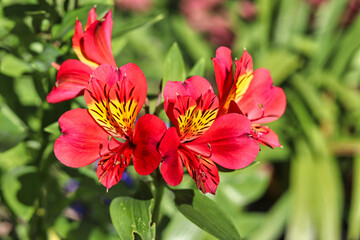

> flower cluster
[51,8,286,194]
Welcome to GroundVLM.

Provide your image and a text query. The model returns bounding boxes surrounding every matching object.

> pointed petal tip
[51,62,60,70]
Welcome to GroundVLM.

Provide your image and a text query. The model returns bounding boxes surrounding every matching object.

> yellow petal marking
[178,106,218,142]
[87,100,123,138]
[109,97,138,137]
[73,46,99,69]
[86,83,124,138]
[221,72,253,114]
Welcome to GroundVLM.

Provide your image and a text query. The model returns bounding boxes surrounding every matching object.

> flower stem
[151,169,165,226]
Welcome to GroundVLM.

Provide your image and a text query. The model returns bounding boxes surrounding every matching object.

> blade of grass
[348,155,360,240]
[286,140,314,240]
[311,0,347,71]
[249,192,290,240]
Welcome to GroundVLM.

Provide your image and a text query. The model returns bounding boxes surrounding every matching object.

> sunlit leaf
[44,121,60,137]
[257,49,301,84]
[162,43,186,93]
[173,189,241,240]
[112,14,164,38]
[1,166,39,221]
[249,192,290,240]
[14,76,42,106]
[0,103,27,152]
[110,183,155,240]
[0,54,31,78]
[217,163,269,204]
[0,142,31,170]
[188,58,205,77]
[348,155,360,240]
[170,16,212,62]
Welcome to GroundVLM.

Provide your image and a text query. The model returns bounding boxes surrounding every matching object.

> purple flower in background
[65,179,80,193]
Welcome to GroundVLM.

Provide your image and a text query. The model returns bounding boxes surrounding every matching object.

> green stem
[151,169,165,226]
[348,155,360,240]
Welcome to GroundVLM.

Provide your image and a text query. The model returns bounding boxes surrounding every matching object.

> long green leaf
[249,192,290,240]
[112,14,164,38]
[348,155,360,239]
[173,189,241,240]
[286,141,315,240]
[189,58,205,77]
[162,43,186,92]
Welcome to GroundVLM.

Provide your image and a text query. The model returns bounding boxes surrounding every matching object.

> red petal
[180,148,219,194]
[82,10,116,67]
[212,46,233,108]
[47,60,93,103]
[85,78,124,138]
[230,50,254,104]
[85,7,98,30]
[238,68,286,124]
[163,76,213,112]
[85,64,148,138]
[234,50,253,81]
[228,102,282,148]
[158,127,183,186]
[172,91,219,142]
[252,125,282,148]
[108,63,148,137]
[163,76,218,139]
[132,114,167,175]
[72,20,84,56]
[72,20,99,69]
[97,142,132,189]
[54,109,112,168]
[117,63,148,109]
[186,113,259,170]
[91,64,120,87]
[228,100,243,114]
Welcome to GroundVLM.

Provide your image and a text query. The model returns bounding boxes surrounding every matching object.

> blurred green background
[1,0,360,239]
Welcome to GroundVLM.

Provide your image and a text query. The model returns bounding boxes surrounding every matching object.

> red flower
[212,46,286,148]
[54,64,166,189]
[159,77,259,194]
[47,7,117,103]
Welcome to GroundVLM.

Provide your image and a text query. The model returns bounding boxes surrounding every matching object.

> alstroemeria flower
[54,64,166,189]
[47,7,117,103]
[158,77,259,194]
[212,46,286,148]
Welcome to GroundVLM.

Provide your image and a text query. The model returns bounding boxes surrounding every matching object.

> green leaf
[44,121,60,137]
[0,103,27,152]
[112,14,164,38]
[0,143,31,170]
[170,16,212,62]
[188,58,205,77]
[1,166,40,221]
[110,194,155,240]
[248,192,290,240]
[0,18,15,39]
[162,43,186,93]
[0,53,32,78]
[348,155,360,239]
[173,189,241,240]
[257,49,301,84]
[216,162,269,207]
